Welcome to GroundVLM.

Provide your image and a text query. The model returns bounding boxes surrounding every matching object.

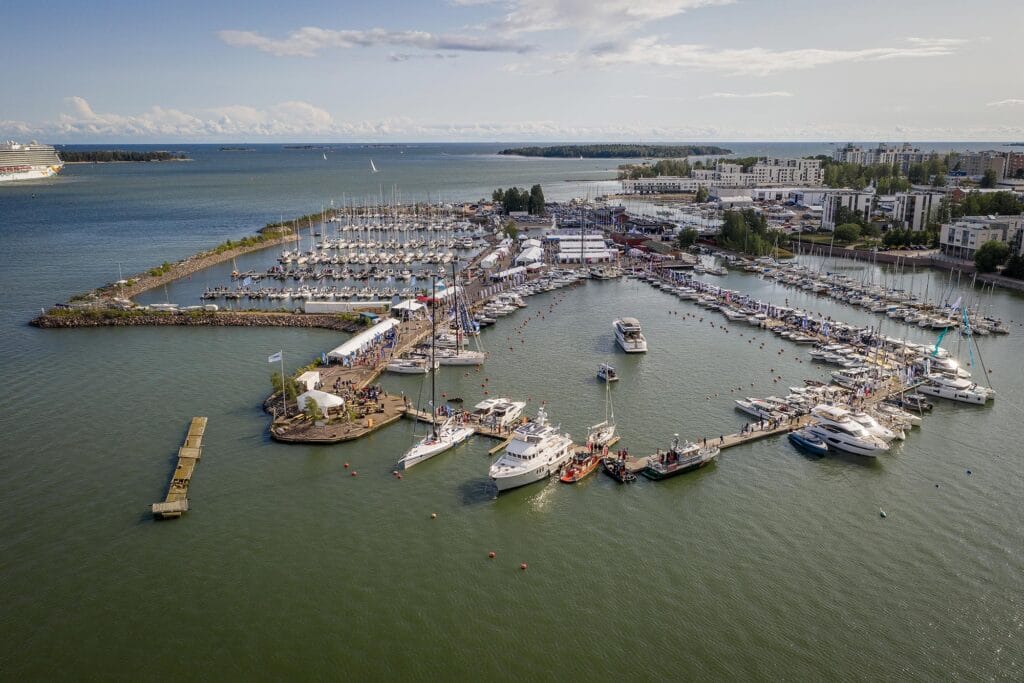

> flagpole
[279,351,287,416]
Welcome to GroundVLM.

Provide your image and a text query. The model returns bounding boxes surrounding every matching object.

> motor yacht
[489,407,574,492]
[613,317,648,353]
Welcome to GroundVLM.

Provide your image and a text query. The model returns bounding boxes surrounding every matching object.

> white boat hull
[917,384,989,405]
[398,426,475,470]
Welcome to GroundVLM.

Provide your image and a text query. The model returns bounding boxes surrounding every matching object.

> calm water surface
[1,145,1022,680]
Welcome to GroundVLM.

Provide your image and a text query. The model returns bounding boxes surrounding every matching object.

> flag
[321,352,328,365]
[268,351,283,363]
[242,276,253,287]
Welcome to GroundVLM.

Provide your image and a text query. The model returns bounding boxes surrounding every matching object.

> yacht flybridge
[613,317,647,353]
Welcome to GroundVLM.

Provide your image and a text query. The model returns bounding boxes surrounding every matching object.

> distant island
[58,150,190,163]
[498,144,732,158]
[219,146,255,152]
[283,145,330,150]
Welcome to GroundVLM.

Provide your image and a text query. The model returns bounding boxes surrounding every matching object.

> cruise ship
[613,317,647,353]
[0,141,63,182]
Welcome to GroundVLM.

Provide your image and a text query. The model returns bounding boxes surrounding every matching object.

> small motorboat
[787,428,829,456]
[560,450,601,483]
[597,363,619,382]
[601,456,636,483]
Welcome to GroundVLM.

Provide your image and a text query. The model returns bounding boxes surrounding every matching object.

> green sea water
[1,145,1022,680]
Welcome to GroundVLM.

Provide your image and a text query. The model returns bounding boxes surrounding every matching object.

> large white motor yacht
[488,407,573,492]
[613,317,648,353]
[806,405,890,456]
[917,374,994,405]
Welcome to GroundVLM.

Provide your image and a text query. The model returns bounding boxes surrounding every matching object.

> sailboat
[370,159,379,173]
[397,278,475,471]
[435,263,487,365]
[322,152,327,161]
[587,380,617,447]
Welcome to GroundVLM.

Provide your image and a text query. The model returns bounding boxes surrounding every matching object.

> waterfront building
[952,151,1010,179]
[822,190,874,230]
[832,143,937,173]
[939,215,1024,259]
[750,158,824,186]
[622,157,823,194]
[894,191,946,231]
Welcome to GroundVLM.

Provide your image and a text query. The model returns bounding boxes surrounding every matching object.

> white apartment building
[620,176,702,194]
[622,157,823,194]
[750,158,824,186]
[939,216,1024,259]
[822,190,874,230]
[832,143,937,173]
[894,191,946,231]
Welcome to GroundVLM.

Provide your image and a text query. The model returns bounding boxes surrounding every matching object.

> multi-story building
[822,190,874,230]
[894,191,946,231]
[832,143,937,173]
[939,216,1024,259]
[750,158,823,186]
[1007,152,1024,179]
[620,176,702,194]
[952,151,1009,179]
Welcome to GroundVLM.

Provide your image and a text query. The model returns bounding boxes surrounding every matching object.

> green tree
[974,240,1010,272]
[270,373,299,401]
[503,221,519,241]
[933,173,947,187]
[694,185,709,203]
[676,228,698,249]
[1002,254,1024,279]
[834,224,862,243]
[528,184,545,215]
[861,223,881,238]
[303,397,324,422]
[980,169,998,188]
[492,188,504,203]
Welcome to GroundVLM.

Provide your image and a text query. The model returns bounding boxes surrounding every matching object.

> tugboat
[560,448,602,483]
[641,435,720,481]
[787,428,829,457]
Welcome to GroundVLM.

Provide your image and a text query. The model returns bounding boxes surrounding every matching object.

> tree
[974,240,1010,272]
[1002,254,1024,279]
[861,223,881,238]
[503,221,519,241]
[980,169,998,188]
[834,224,862,243]
[303,396,324,423]
[528,184,545,215]
[270,373,299,406]
[694,185,709,203]
[676,228,698,249]
[933,173,947,187]
[492,188,504,203]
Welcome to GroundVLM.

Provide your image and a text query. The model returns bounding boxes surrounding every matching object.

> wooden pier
[626,416,813,472]
[151,416,207,519]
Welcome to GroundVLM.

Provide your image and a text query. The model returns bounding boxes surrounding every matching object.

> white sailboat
[370,159,379,173]
[397,279,475,471]
[587,380,616,447]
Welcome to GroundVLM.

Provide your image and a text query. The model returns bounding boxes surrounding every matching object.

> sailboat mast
[430,276,437,437]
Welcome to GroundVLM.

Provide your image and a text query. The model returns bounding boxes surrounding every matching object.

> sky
[2,0,1023,142]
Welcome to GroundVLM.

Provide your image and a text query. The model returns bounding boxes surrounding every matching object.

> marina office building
[939,216,1024,260]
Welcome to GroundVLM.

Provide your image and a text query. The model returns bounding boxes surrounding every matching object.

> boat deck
[151,417,207,519]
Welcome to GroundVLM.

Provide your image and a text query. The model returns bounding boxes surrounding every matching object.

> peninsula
[498,144,732,158]
[58,150,190,163]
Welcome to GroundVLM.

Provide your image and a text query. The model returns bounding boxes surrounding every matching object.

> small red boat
[560,450,601,483]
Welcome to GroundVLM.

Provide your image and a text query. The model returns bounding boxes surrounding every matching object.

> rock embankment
[30,311,366,332]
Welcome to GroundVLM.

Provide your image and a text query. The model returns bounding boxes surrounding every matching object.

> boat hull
[398,427,474,470]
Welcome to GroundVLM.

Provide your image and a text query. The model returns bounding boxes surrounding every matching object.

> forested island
[498,144,732,158]
[58,150,190,163]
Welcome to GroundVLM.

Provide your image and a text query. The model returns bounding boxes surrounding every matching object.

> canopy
[491,266,526,280]
[297,389,345,412]
[515,246,543,264]
[327,318,400,360]
[295,370,321,392]
[392,299,425,312]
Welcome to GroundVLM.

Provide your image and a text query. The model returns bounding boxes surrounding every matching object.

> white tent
[327,318,400,361]
[297,389,345,412]
[521,238,543,249]
[515,246,543,264]
[295,370,321,392]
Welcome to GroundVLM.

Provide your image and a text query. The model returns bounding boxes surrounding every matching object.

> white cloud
[584,36,966,75]
[491,0,735,34]
[986,99,1024,107]
[698,91,794,99]
[218,27,531,57]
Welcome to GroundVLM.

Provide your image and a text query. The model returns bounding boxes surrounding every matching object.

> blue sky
[3,0,1023,141]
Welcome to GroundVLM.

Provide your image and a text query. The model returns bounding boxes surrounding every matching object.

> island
[498,144,732,158]
[219,146,256,152]
[58,150,190,163]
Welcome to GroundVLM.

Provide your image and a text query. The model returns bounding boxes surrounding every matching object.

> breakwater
[30,310,370,332]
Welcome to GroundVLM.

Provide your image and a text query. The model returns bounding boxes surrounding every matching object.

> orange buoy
[351,471,358,477]
[344,462,350,468]
[431,512,437,519]
[488,551,496,559]
[520,563,528,570]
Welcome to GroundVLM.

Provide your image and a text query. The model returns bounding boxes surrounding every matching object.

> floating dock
[151,416,207,519]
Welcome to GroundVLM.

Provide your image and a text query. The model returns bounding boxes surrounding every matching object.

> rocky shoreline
[30,310,368,332]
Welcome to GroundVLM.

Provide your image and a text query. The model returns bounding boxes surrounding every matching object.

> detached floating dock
[151,416,207,520]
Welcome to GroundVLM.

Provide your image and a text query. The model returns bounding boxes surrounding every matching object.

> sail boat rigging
[396,277,475,470]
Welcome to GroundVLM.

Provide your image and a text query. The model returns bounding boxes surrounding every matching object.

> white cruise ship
[488,407,573,492]
[613,317,647,353]
[0,141,63,182]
